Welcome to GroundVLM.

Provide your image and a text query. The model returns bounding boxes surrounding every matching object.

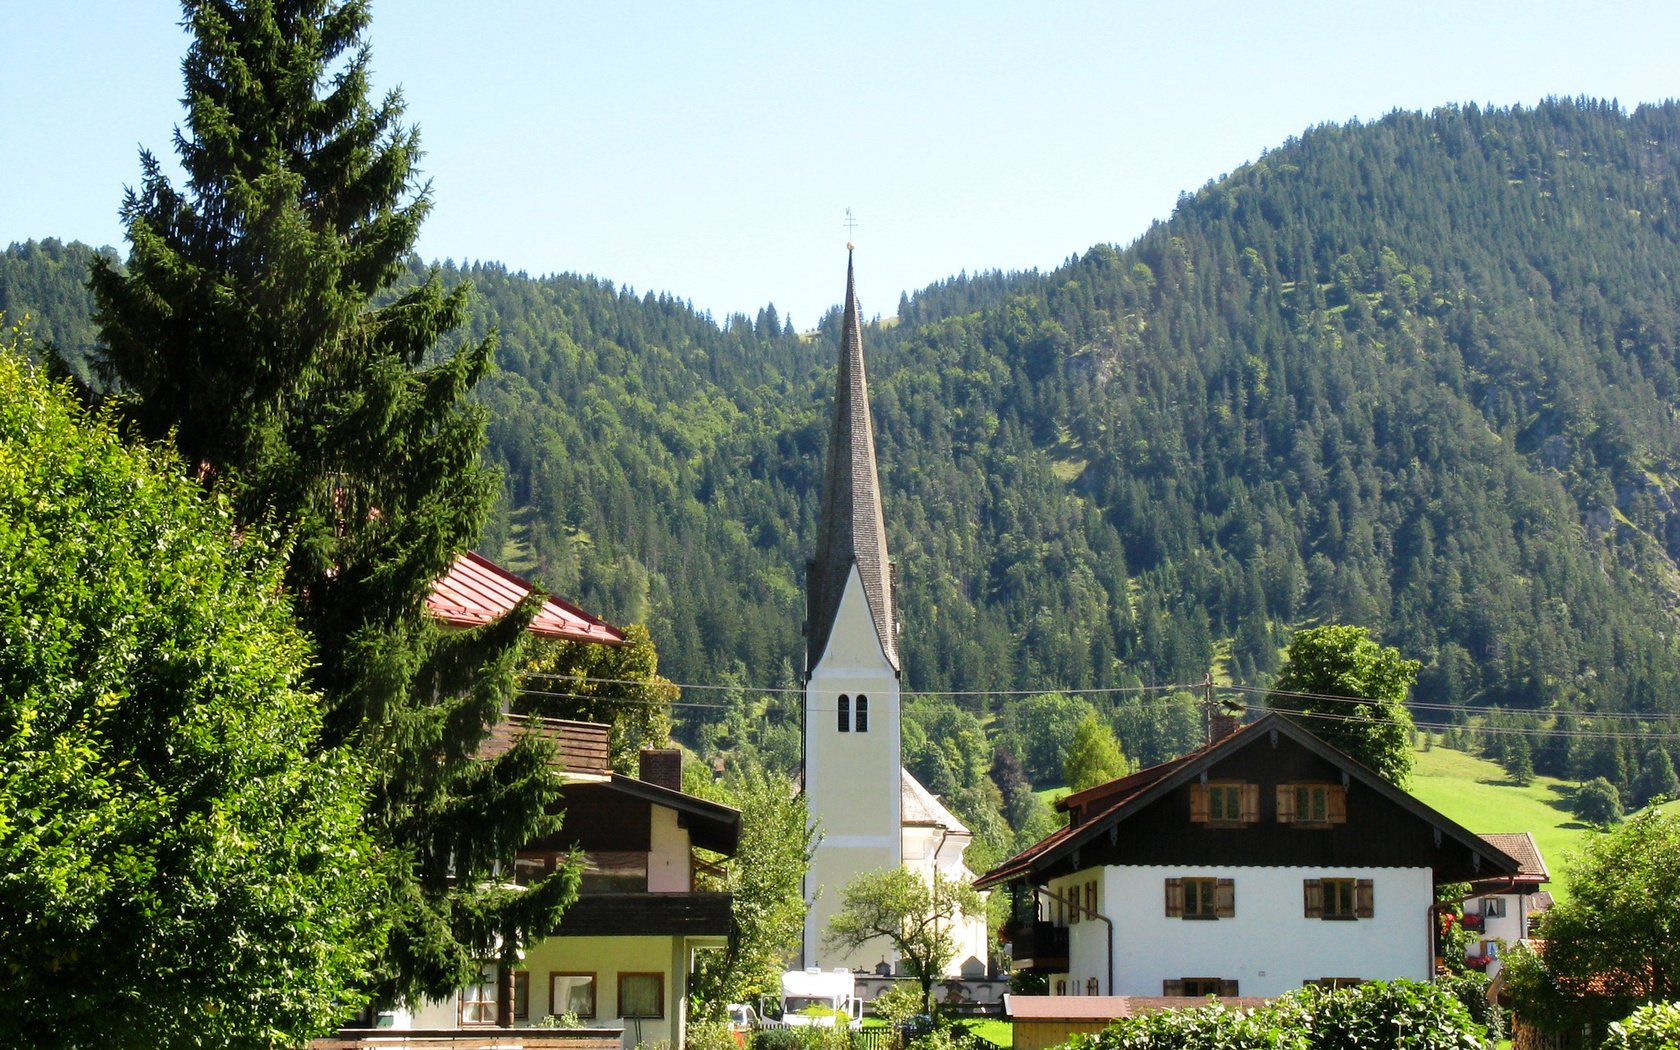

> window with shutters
[1165,877,1235,919]
[1303,877,1374,920]
[1276,783,1346,826]
[856,695,869,732]
[1164,977,1238,997]
[1190,782,1258,826]
[1483,896,1507,918]
[1304,977,1365,989]
[837,695,850,732]
[1067,883,1080,925]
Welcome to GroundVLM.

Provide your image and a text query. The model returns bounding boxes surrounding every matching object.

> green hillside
[13,99,1680,864]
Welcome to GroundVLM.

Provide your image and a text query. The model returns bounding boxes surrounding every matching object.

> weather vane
[844,207,859,250]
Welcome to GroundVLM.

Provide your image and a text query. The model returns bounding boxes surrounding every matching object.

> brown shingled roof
[806,249,898,673]
[1475,832,1549,882]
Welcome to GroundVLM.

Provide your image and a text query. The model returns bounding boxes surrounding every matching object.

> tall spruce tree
[90,0,575,1006]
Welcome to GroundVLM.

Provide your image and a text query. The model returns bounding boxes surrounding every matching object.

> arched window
[837,694,850,733]
[855,695,869,733]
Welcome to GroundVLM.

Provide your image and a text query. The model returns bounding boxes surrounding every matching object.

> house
[1458,832,1550,978]
[368,554,739,1046]
[976,710,1522,999]
[400,727,741,1048]
[800,247,990,975]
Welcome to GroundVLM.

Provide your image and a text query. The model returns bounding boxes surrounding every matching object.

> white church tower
[802,247,904,970]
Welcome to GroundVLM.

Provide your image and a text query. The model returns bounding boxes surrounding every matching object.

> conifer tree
[90,0,574,1006]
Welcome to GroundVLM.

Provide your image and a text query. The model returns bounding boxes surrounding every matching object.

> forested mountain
[11,98,1680,828]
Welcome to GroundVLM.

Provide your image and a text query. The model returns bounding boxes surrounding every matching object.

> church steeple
[807,247,898,674]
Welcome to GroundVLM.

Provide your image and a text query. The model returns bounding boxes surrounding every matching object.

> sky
[5,2,1679,328]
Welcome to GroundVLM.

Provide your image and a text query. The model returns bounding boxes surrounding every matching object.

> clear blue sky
[4,2,1678,327]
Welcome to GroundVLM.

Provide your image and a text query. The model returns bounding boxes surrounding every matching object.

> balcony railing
[1004,920,1069,972]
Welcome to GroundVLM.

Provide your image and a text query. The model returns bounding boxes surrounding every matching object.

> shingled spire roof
[806,248,898,674]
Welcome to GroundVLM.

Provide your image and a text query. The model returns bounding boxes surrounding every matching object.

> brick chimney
[1208,710,1242,744]
[639,748,683,791]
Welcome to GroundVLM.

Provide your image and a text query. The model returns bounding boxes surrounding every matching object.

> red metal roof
[427,551,625,645]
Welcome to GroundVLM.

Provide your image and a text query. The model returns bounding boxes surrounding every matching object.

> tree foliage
[1268,625,1419,785]
[86,0,568,1005]
[687,764,815,1014]
[517,624,676,772]
[1503,810,1680,1035]
[0,335,383,1048]
[1064,712,1133,791]
[825,867,983,1015]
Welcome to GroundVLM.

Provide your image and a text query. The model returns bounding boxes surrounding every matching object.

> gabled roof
[1473,832,1549,884]
[596,773,742,855]
[806,249,898,673]
[902,769,971,834]
[975,711,1520,889]
[428,550,625,645]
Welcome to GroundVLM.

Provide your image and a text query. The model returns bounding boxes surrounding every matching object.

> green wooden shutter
[1303,879,1323,918]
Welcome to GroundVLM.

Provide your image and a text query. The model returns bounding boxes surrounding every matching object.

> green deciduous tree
[88,0,568,1006]
[1573,776,1623,825]
[1503,811,1680,1037]
[0,336,384,1048]
[686,764,815,1015]
[825,867,983,1016]
[518,624,676,772]
[1267,625,1419,786]
[1063,712,1133,791]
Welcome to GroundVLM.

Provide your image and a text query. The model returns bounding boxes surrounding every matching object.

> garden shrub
[1603,1002,1680,1050]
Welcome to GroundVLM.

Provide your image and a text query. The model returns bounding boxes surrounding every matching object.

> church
[800,247,991,977]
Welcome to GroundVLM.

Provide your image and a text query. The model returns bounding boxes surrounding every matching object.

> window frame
[1165,876,1235,919]
[1191,781,1258,826]
[618,971,665,1020]
[1165,977,1238,997]
[460,962,499,1025]
[549,971,598,1020]
[1303,877,1374,920]
[1276,783,1347,826]
[855,695,869,733]
[837,694,850,733]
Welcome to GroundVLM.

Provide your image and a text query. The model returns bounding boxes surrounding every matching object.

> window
[579,851,647,893]
[838,695,850,733]
[1190,782,1258,825]
[1305,977,1364,989]
[1085,879,1098,919]
[513,972,530,1022]
[461,963,498,1025]
[1054,979,1068,996]
[550,972,596,1019]
[1067,883,1079,925]
[1164,978,1238,996]
[1303,878,1373,920]
[1086,977,1100,996]
[1165,877,1235,919]
[856,695,869,733]
[618,972,664,1019]
[1276,783,1347,825]
[1483,897,1507,918]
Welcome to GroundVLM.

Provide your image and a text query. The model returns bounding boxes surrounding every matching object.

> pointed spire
[807,247,898,673]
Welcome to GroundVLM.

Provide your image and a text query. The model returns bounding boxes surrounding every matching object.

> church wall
[805,565,902,970]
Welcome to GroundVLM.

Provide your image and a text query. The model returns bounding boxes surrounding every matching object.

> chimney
[639,748,683,792]
[1207,708,1242,746]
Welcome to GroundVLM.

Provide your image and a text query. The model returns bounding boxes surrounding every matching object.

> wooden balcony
[1004,920,1069,973]
[552,892,734,938]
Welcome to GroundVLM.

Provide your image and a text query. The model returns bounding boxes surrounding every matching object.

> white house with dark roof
[977,712,1522,999]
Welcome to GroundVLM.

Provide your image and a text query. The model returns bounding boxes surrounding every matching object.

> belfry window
[856,695,869,732]
[838,695,850,732]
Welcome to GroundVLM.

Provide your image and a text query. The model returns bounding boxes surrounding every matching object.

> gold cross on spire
[844,207,859,250]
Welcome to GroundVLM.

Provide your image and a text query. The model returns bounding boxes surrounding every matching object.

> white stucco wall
[805,566,902,970]
[1465,892,1532,978]
[648,805,690,893]
[1053,865,1433,997]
